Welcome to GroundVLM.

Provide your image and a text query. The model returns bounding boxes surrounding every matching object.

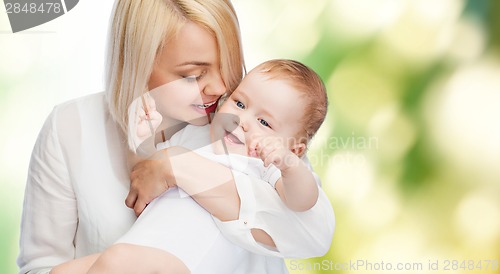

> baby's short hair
[252,59,328,145]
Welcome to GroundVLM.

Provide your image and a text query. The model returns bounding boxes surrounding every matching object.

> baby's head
[211,59,328,157]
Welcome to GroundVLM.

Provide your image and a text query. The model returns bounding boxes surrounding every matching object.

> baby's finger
[148,110,163,130]
[248,137,263,157]
[259,145,277,164]
[248,147,258,158]
[144,93,157,110]
[263,151,282,167]
[149,110,162,122]
[137,105,146,118]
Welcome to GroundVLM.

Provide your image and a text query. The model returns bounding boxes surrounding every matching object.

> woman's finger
[125,188,138,209]
[134,199,148,217]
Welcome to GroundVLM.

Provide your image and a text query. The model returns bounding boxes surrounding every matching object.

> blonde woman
[18,0,334,274]
[50,59,335,274]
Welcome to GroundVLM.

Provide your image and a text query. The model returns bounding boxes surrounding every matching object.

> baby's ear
[290,142,306,157]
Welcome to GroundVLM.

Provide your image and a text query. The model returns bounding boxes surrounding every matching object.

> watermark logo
[4,0,79,33]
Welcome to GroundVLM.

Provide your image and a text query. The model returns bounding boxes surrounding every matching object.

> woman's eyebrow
[176,61,211,67]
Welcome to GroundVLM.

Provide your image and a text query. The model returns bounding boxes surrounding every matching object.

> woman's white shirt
[17,92,335,274]
[18,93,137,274]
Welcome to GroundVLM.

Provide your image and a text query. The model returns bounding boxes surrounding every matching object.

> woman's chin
[188,116,211,126]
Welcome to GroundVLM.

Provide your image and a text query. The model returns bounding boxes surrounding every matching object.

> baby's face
[211,71,305,156]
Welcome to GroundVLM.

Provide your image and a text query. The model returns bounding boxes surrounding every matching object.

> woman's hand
[126,150,174,216]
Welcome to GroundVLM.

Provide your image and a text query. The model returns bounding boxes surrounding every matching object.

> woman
[17,0,333,273]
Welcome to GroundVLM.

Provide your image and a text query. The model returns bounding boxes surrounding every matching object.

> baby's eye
[235,100,245,109]
[258,118,271,128]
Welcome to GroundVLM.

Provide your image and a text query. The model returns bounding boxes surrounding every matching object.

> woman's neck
[155,121,188,144]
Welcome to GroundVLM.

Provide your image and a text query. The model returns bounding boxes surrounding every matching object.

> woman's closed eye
[258,118,271,129]
[182,70,207,83]
[183,74,202,83]
[183,75,198,83]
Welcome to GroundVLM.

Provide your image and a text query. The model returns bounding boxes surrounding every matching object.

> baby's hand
[128,93,163,152]
[136,94,162,139]
[249,136,298,171]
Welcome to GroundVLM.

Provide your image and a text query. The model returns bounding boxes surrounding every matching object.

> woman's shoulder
[54,91,107,112]
[47,91,113,133]
[49,92,109,121]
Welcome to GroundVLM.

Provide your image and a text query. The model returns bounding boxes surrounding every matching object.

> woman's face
[147,21,226,129]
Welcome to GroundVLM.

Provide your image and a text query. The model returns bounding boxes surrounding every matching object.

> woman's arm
[128,146,240,221]
[18,108,78,274]
[50,254,100,274]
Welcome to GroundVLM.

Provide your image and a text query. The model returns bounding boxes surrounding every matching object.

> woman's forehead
[160,22,219,67]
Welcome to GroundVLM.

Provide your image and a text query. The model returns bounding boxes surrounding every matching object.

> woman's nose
[202,73,226,97]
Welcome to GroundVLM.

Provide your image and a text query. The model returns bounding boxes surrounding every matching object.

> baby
[53,59,329,274]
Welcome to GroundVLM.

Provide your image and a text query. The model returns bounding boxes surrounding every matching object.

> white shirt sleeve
[17,107,78,274]
[260,164,281,188]
[213,161,335,259]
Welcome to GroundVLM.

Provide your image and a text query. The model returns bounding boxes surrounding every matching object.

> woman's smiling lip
[192,100,218,114]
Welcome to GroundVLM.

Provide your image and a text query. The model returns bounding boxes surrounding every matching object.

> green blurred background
[1,0,499,273]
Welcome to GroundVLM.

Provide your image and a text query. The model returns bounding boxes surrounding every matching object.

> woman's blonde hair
[105,0,245,135]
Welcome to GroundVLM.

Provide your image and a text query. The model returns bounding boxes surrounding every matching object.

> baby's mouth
[224,130,244,145]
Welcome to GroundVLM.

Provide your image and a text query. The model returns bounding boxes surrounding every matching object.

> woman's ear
[290,142,306,157]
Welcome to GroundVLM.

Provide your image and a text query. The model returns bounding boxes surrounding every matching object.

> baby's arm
[252,137,319,211]
[274,158,319,211]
